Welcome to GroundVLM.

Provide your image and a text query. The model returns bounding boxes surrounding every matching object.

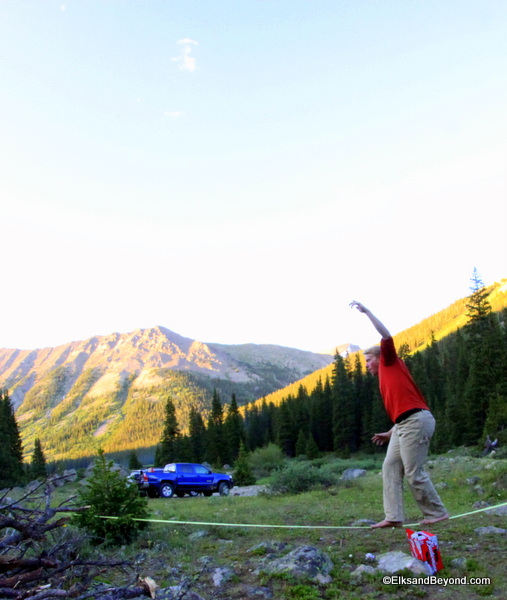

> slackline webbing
[96,500,507,530]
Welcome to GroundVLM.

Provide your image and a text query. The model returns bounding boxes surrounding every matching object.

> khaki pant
[383,410,447,522]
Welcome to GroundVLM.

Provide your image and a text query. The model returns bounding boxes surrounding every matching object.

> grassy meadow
[47,449,507,600]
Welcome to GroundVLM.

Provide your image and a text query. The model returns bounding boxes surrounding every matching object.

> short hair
[363,345,381,358]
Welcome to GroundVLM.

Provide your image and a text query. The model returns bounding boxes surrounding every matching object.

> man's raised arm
[349,301,391,340]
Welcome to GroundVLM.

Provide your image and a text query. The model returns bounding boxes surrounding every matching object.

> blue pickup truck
[138,463,234,499]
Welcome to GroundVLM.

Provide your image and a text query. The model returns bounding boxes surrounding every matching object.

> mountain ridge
[0,326,336,460]
[0,325,335,411]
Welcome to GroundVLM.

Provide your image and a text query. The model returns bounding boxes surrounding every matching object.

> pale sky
[1,0,506,353]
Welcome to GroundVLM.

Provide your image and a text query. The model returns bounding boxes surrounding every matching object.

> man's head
[364,345,381,376]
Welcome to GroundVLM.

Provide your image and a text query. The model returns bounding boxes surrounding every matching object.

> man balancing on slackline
[350,301,449,529]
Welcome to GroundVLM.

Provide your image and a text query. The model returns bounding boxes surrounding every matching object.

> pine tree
[0,389,25,488]
[245,403,268,451]
[260,400,275,447]
[156,396,181,466]
[295,429,307,457]
[276,399,296,456]
[319,376,334,451]
[30,438,48,479]
[73,449,149,545]
[462,270,506,445]
[466,268,492,324]
[225,394,244,462]
[305,433,320,459]
[332,355,356,457]
[233,442,256,486]
[443,329,470,447]
[128,450,143,470]
[206,390,228,466]
[188,407,207,463]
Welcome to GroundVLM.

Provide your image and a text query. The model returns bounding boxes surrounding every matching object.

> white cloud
[164,111,184,118]
[171,39,199,72]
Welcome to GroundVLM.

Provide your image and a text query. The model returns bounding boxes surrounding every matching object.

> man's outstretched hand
[372,431,392,446]
[350,300,368,313]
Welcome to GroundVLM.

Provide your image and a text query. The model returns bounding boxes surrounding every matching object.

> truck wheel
[159,483,175,498]
[218,482,231,496]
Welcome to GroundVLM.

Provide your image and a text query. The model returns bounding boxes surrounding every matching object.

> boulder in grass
[377,551,432,576]
[255,545,333,582]
[341,468,367,481]
[474,526,506,535]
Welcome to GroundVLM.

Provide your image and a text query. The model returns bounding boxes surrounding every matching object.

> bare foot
[420,513,450,525]
[370,520,403,529]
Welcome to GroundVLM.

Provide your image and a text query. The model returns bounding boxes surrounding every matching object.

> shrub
[72,450,149,545]
[249,443,286,478]
[233,442,256,486]
[268,461,340,495]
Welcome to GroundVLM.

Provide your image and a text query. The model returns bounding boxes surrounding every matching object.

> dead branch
[0,482,147,600]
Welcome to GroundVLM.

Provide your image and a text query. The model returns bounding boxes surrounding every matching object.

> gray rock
[243,585,273,598]
[351,564,377,580]
[376,551,432,576]
[85,461,129,479]
[314,573,333,584]
[451,557,467,570]
[473,501,491,509]
[341,468,367,480]
[474,526,506,535]
[466,476,480,485]
[157,587,205,600]
[256,545,333,581]
[188,530,209,540]
[473,485,485,496]
[212,567,234,587]
[485,504,507,516]
[435,482,448,490]
[247,541,288,555]
[62,469,78,482]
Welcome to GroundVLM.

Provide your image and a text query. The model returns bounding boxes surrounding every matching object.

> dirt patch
[231,485,267,497]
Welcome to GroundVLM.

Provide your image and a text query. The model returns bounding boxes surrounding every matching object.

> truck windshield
[163,464,176,473]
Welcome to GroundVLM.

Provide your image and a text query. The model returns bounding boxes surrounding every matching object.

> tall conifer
[157,396,181,466]
[188,407,206,463]
[225,394,244,462]
[332,354,356,457]
[0,390,24,488]
[30,438,48,479]
[206,389,228,466]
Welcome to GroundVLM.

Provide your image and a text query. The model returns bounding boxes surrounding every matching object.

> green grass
[51,452,507,600]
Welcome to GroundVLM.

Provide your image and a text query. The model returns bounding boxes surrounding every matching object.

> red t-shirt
[378,337,429,423]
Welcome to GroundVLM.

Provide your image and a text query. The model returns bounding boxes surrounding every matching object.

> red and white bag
[406,529,444,574]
